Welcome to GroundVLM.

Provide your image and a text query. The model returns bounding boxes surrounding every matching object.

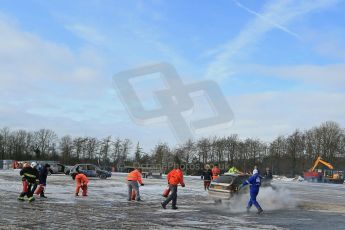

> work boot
[136,198,142,202]
[257,208,263,215]
[75,193,79,197]
[28,196,35,202]
[161,202,166,209]
[172,206,178,210]
[40,192,47,198]
[18,196,25,201]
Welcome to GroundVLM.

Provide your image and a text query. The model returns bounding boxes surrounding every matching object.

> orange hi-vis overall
[167,169,185,186]
[127,169,143,184]
[127,169,143,201]
[75,174,89,196]
[212,166,221,180]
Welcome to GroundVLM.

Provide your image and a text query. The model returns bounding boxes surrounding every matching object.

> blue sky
[0,0,345,151]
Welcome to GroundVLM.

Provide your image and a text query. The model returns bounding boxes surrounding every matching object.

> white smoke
[219,185,296,213]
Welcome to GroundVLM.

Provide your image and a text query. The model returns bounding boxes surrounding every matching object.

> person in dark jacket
[18,162,39,202]
[264,167,273,180]
[201,164,213,190]
[239,169,263,214]
[35,164,53,198]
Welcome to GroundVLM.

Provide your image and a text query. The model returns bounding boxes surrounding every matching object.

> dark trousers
[204,180,211,190]
[163,185,178,207]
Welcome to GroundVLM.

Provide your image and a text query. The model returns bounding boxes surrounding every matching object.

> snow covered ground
[1,170,345,229]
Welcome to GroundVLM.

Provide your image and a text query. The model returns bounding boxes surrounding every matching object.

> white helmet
[31,162,38,168]
[253,169,258,174]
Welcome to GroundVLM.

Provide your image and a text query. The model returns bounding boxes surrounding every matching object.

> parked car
[70,164,111,180]
[64,165,72,175]
[122,166,163,179]
[37,161,65,174]
[50,163,65,174]
[208,173,273,200]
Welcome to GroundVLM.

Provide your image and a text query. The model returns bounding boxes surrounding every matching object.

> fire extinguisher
[162,186,170,197]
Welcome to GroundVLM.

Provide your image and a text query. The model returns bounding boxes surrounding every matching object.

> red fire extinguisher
[162,186,170,197]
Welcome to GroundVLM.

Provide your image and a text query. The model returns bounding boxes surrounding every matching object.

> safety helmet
[253,169,258,174]
[31,162,38,168]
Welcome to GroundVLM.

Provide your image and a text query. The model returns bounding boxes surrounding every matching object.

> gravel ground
[1,170,345,230]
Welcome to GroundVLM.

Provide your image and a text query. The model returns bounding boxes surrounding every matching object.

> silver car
[208,173,273,200]
[208,173,250,200]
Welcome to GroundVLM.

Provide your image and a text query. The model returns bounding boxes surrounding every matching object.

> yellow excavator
[304,156,344,183]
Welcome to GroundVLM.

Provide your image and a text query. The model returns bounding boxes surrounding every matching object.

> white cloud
[235,63,345,90]
[65,24,106,44]
[307,28,345,60]
[227,91,345,141]
[205,0,340,81]
[0,13,121,134]
[0,13,108,97]
[0,13,183,150]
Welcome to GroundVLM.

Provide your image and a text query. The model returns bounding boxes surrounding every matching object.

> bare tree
[196,138,211,165]
[245,138,262,168]
[318,121,343,162]
[134,142,142,163]
[120,139,132,163]
[13,130,28,160]
[1,120,344,176]
[60,136,73,164]
[225,134,239,166]
[72,137,87,160]
[99,136,111,164]
[181,139,196,165]
[214,137,226,164]
[152,142,171,171]
[0,127,10,159]
[85,137,98,160]
[111,138,122,164]
[286,130,305,176]
[269,136,287,175]
[33,129,58,159]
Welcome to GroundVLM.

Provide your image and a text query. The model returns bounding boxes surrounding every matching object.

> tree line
[1,121,345,176]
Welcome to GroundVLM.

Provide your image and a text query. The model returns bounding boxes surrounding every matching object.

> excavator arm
[310,156,334,171]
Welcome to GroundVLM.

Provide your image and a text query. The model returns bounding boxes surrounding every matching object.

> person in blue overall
[35,164,53,198]
[239,169,263,214]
